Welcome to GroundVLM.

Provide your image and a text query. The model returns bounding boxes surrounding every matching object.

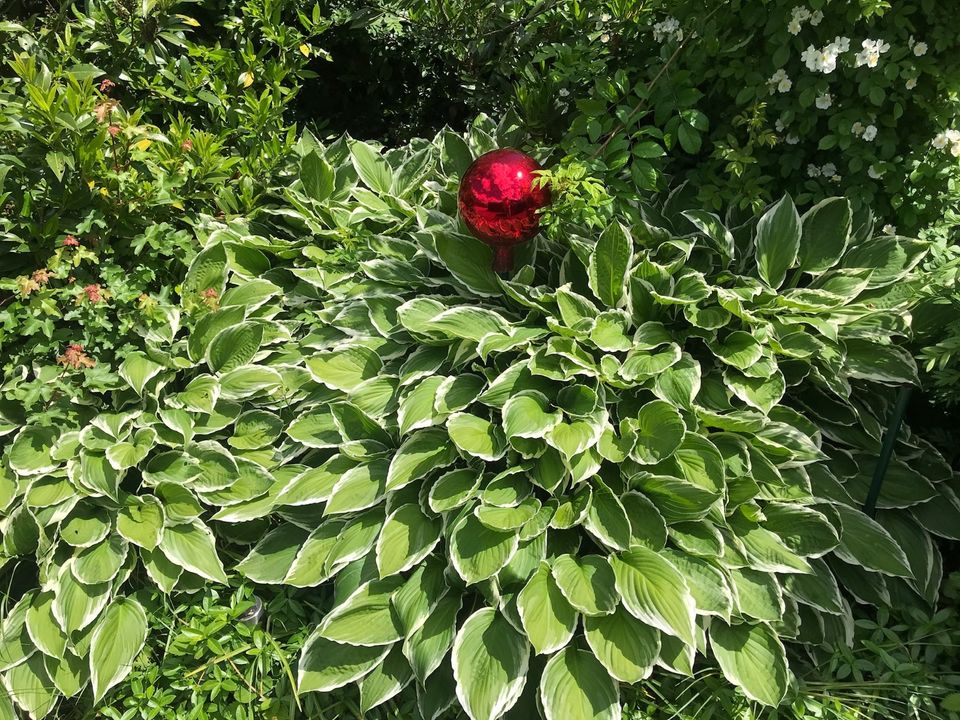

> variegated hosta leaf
[0,126,951,720]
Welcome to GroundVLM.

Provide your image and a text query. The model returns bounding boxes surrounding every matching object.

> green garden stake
[863,384,913,518]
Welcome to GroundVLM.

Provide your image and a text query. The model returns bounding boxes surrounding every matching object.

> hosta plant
[1,121,957,720]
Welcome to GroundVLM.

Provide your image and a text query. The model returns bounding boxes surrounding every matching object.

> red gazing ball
[457,148,551,272]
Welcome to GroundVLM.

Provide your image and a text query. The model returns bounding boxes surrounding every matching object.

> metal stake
[863,384,913,518]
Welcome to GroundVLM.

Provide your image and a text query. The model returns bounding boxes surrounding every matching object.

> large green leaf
[452,608,529,720]
[755,194,800,289]
[710,621,790,707]
[584,606,660,683]
[387,428,458,491]
[609,546,696,645]
[539,648,620,720]
[450,513,519,584]
[89,599,147,702]
[588,222,632,308]
[157,521,228,583]
[798,197,851,273]
[298,633,390,693]
[319,579,404,646]
[517,562,577,654]
[833,505,912,577]
[207,321,263,373]
[551,554,618,616]
[376,503,442,578]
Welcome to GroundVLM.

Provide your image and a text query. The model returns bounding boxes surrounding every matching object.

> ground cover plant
[2,120,958,719]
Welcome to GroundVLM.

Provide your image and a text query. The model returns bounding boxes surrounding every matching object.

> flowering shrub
[345,0,960,234]
[0,0,329,415]
[2,122,956,719]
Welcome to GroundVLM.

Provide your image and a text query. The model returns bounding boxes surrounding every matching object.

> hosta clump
[1,123,958,719]
[273,170,953,716]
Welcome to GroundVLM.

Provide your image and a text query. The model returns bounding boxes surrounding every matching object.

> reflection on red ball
[458,148,551,272]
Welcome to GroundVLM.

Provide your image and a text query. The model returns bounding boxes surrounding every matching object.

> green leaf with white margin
[376,503,442,578]
[319,578,404,646]
[237,524,310,583]
[399,376,446,435]
[25,592,67,660]
[5,653,57,719]
[798,197,851,274]
[833,505,912,578]
[710,621,790,707]
[517,562,577,654]
[387,428,458,491]
[551,554,618,616]
[157,521,228,583]
[725,368,785,414]
[106,428,156,471]
[73,535,128,584]
[755,194,800,289]
[325,459,389,515]
[659,549,733,620]
[450,513,519,585]
[306,345,382,392]
[286,407,341,449]
[52,564,110,634]
[783,558,844,615]
[609,546,696,645]
[0,594,33,672]
[118,352,164,396]
[654,353,701,409]
[0,679,14,720]
[359,644,414,713]
[428,307,511,342]
[182,242,226,299]
[502,391,562,439]
[540,647,621,720]
[583,480,631,551]
[709,331,763,370]
[627,400,685,464]
[8,426,59,476]
[298,633,390,693]
[584,606,660,683]
[588,221,632,308]
[207,321,263,374]
[452,608,530,720]
[44,649,88,698]
[448,412,507,461]
[90,598,148,702]
[404,593,461,683]
[350,139,394,194]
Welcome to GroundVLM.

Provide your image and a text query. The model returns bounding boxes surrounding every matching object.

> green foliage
[2,122,955,719]
[0,0,328,413]
[345,0,960,233]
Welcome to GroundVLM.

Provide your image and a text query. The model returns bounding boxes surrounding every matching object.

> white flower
[908,35,916,49]
[855,38,890,68]
[775,119,786,132]
[914,42,928,56]
[807,164,821,177]
[905,77,918,90]
[787,18,802,35]
[948,130,960,143]
[815,92,832,109]
[601,33,610,43]
[821,162,837,178]
[933,132,949,149]
[835,36,851,52]
[786,134,800,145]
[653,17,681,43]
[831,174,841,183]
[791,6,811,21]
[951,142,960,158]
[802,37,849,74]
[862,124,878,141]
[852,122,865,136]
[882,224,896,235]
[810,10,824,25]
[600,12,612,22]
[558,88,570,97]
[868,164,883,179]
[769,69,792,93]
